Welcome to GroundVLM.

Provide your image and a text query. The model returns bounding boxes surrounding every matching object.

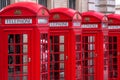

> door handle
[66,56,68,60]
[28,57,31,62]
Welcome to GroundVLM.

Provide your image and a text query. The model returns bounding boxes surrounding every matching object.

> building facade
[0,0,116,14]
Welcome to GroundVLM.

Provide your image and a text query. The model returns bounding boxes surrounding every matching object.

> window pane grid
[50,35,65,80]
[108,36,118,79]
[82,36,95,80]
[40,33,49,80]
[8,34,28,80]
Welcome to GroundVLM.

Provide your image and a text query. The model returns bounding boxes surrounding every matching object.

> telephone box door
[109,34,119,80]
[82,34,97,80]
[5,31,31,80]
[50,33,68,80]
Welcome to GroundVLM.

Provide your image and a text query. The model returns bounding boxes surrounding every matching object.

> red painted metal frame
[49,8,82,80]
[0,2,50,80]
[107,14,120,80]
[82,11,108,80]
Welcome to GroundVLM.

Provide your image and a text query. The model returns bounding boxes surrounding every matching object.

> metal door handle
[28,57,31,62]
[66,56,68,60]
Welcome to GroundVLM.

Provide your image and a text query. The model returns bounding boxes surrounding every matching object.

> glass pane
[76,35,80,42]
[89,67,94,74]
[60,72,64,78]
[8,34,14,43]
[8,56,14,64]
[23,34,28,43]
[23,66,28,73]
[8,66,14,73]
[88,75,94,80]
[54,63,59,70]
[8,76,14,80]
[54,54,59,61]
[88,59,94,66]
[16,56,20,64]
[23,55,28,64]
[76,52,80,60]
[8,45,14,54]
[60,44,64,52]
[76,44,81,51]
[60,63,64,70]
[22,76,27,80]
[15,45,20,53]
[15,34,20,43]
[60,36,64,43]
[54,45,59,52]
[23,45,28,54]
[54,72,59,79]
[54,36,59,43]
[60,54,64,61]
[15,66,20,74]
[16,76,20,80]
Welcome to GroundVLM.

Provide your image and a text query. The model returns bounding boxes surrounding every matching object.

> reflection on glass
[54,63,59,70]
[8,76,14,80]
[88,75,94,80]
[89,52,94,58]
[8,56,14,64]
[8,66,14,73]
[54,45,59,52]
[60,72,64,78]
[15,34,20,43]
[8,45,14,53]
[76,35,80,42]
[88,59,94,66]
[60,45,64,52]
[54,36,59,43]
[89,67,94,74]
[60,36,64,43]
[23,76,27,80]
[15,66,20,74]
[60,63,64,70]
[16,56,20,64]
[8,34,14,43]
[60,54,64,61]
[23,45,28,54]
[16,76,20,80]
[23,55,28,64]
[23,34,28,43]
[23,66,28,73]
[15,45,20,53]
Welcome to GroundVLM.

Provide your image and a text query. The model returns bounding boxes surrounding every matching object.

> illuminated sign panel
[82,24,98,28]
[50,22,68,27]
[108,26,120,29]
[38,18,48,24]
[5,19,32,24]
[73,21,80,26]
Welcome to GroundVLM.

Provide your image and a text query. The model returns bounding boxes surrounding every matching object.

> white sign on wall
[50,22,68,27]
[73,21,80,26]
[38,18,48,24]
[82,24,98,28]
[5,19,32,24]
[108,26,120,29]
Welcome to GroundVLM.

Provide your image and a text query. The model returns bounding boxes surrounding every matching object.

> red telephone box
[0,2,49,80]
[107,14,120,80]
[82,11,108,80]
[49,8,82,80]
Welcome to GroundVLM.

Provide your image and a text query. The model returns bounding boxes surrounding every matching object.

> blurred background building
[0,0,119,14]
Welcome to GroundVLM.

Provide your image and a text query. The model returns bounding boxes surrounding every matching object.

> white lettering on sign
[38,18,48,24]
[82,24,98,28]
[108,26,120,29]
[50,22,68,27]
[73,22,80,26]
[5,19,32,24]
